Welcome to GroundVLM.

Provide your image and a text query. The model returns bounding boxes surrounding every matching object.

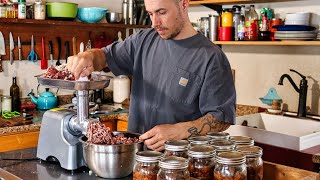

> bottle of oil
[10,76,21,112]
[245,5,259,41]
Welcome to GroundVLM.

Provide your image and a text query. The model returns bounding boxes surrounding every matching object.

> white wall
[1,0,320,115]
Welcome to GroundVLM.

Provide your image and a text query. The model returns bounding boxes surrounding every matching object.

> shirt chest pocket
[166,67,201,105]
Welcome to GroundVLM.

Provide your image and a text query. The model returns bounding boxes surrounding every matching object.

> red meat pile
[42,65,75,80]
[86,121,139,145]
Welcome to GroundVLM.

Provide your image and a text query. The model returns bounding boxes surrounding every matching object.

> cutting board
[0,168,22,180]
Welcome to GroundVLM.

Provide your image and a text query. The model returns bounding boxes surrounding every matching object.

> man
[67,0,236,151]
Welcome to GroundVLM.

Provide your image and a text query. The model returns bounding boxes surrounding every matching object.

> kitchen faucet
[278,69,308,117]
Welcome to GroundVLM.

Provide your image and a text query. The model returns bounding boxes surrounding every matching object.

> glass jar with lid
[1,96,12,112]
[237,146,263,180]
[206,131,230,142]
[188,145,215,180]
[211,140,235,154]
[164,140,189,158]
[230,136,254,147]
[133,151,163,180]
[188,136,211,147]
[157,156,190,180]
[214,151,247,180]
[34,0,45,20]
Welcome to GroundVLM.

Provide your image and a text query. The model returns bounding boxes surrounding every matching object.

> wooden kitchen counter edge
[0,130,39,153]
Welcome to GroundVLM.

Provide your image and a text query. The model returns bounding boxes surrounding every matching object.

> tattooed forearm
[187,114,230,137]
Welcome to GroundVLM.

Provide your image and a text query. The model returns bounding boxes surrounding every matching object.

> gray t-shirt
[103,28,236,134]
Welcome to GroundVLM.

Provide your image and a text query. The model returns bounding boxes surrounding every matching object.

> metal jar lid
[135,151,163,163]
[206,132,230,140]
[188,145,215,158]
[236,145,263,158]
[188,136,211,146]
[211,140,235,151]
[159,156,189,170]
[165,140,189,151]
[230,136,254,146]
[216,151,246,165]
[1,96,11,99]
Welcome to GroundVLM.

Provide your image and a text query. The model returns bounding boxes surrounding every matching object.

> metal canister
[209,14,219,41]
[122,0,128,24]
[200,17,209,38]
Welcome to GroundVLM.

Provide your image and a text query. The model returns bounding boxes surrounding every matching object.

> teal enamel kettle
[28,86,58,110]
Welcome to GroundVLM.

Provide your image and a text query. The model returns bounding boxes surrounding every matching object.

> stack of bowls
[285,12,310,26]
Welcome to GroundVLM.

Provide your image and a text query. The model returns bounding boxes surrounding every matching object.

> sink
[224,113,320,151]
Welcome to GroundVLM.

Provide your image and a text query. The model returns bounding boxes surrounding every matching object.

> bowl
[46,2,78,20]
[77,7,108,23]
[79,131,143,178]
[106,12,123,24]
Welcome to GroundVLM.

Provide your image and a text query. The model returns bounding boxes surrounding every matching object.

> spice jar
[157,156,190,180]
[214,151,247,180]
[188,145,215,180]
[237,146,263,180]
[0,3,6,18]
[113,75,130,103]
[188,136,211,147]
[230,136,254,147]
[34,0,45,20]
[221,9,233,27]
[1,96,12,112]
[211,140,235,154]
[206,131,230,142]
[164,140,189,158]
[133,151,163,180]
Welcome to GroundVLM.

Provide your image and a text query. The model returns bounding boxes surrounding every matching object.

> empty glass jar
[206,131,230,142]
[237,145,263,180]
[230,136,254,147]
[188,136,211,147]
[164,140,189,159]
[211,139,235,154]
[188,145,215,180]
[214,151,247,180]
[158,156,190,180]
[133,151,163,180]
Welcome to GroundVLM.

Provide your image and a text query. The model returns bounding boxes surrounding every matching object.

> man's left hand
[139,124,184,152]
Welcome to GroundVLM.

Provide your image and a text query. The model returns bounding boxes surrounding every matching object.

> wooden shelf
[0,18,149,29]
[190,0,294,5]
[213,41,320,46]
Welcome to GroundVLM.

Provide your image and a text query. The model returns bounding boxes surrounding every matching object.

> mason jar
[1,96,12,112]
[237,146,263,180]
[157,156,190,180]
[214,151,247,180]
[133,151,163,180]
[211,140,235,154]
[206,131,230,142]
[188,145,215,180]
[230,136,255,147]
[188,136,211,147]
[164,140,189,159]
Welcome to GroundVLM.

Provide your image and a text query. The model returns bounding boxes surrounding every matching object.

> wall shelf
[189,0,295,5]
[213,41,320,46]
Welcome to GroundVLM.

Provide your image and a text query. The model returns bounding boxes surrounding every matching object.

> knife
[72,37,77,55]
[80,42,84,53]
[49,40,53,66]
[0,31,5,72]
[9,32,14,65]
[65,41,70,63]
[18,36,21,61]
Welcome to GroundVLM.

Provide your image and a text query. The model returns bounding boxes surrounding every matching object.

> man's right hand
[67,48,107,80]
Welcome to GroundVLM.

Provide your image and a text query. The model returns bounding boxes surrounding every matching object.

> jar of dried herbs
[188,145,215,180]
[133,151,163,180]
[164,140,189,159]
[157,156,190,180]
[237,145,263,180]
[214,151,247,180]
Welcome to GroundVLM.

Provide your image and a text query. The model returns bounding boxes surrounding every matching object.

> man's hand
[139,124,183,152]
[66,48,107,80]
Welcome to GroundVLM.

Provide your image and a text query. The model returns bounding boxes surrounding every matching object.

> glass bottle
[188,145,215,180]
[230,136,254,147]
[157,156,190,180]
[245,5,259,41]
[133,151,163,180]
[188,136,211,147]
[164,140,189,159]
[259,12,271,41]
[237,146,263,180]
[1,96,12,112]
[10,77,21,112]
[211,140,235,154]
[17,0,26,19]
[214,151,247,180]
[232,5,241,41]
[206,131,230,142]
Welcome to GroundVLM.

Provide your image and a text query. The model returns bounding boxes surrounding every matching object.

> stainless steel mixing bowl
[79,131,142,178]
[105,12,123,23]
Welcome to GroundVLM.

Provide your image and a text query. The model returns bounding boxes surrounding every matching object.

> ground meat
[86,121,139,145]
[42,64,75,80]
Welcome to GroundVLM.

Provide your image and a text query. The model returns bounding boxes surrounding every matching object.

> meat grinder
[36,75,111,171]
